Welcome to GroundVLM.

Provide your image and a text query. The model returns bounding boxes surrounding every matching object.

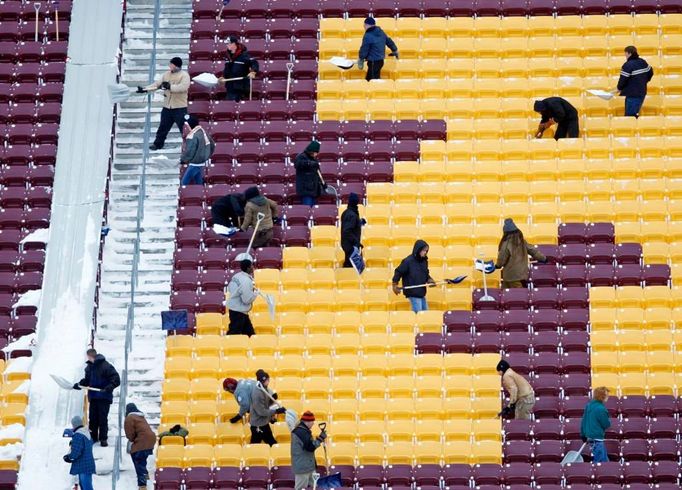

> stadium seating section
[158,0,682,488]
[0,0,71,481]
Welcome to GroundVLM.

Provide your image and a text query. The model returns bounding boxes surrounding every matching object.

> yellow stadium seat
[620,373,648,395]
[357,441,385,465]
[166,335,194,357]
[361,311,390,334]
[386,375,415,399]
[242,443,271,467]
[385,441,415,465]
[162,379,191,402]
[473,419,502,442]
[279,312,307,335]
[214,443,243,467]
[183,444,214,468]
[388,354,416,376]
[195,313,223,336]
[283,247,310,269]
[165,357,191,380]
[156,445,185,468]
[444,375,473,398]
[190,378,220,401]
[443,441,472,464]
[444,419,472,442]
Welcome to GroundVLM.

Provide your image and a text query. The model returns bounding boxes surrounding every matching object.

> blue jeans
[408,296,428,313]
[181,165,204,185]
[131,449,153,486]
[590,440,608,463]
[301,195,316,207]
[78,473,94,490]
[625,96,645,117]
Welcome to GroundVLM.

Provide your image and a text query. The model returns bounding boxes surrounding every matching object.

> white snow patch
[0,443,23,460]
[559,76,576,85]
[20,228,49,246]
[5,358,32,375]
[0,424,26,442]
[2,334,36,355]
[12,290,41,310]
[124,38,152,50]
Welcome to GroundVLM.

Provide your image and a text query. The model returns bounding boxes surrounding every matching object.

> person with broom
[249,369,287,446]
[241,186,278,247]
[494,219,547,289]
[226,259,258,336]
[580,386,611,462]
[294,141,323,207]
[392,239,435,313]
[533,96,580,140]
[497,359,535,420]
[223,376,256,423]
[218,35,259,101]
[291,411,327,490]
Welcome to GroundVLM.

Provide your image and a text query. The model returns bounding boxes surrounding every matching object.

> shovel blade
[51,374,75,390]
[561,450,584,466]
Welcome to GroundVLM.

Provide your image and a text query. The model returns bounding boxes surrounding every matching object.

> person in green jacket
[158,424,189,445]
[580,386,611,462]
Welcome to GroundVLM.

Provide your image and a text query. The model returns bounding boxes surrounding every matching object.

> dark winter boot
[100,439,108,447]
[149,143,161,151]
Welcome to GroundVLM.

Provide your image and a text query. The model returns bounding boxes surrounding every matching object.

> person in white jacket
[227,259,257,336]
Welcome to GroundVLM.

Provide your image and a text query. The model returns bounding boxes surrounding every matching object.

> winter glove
[72,384,81,390]
[357,59,364,70]
[63,455,72,463]
[170,424,182,434]
[104,385,114,393]
[229,414,242,424]
[390,51,399,59]
[275,407,287,414]
[509,403,516,411]
[581,436,588,443]
[161,81,171,90]
[247,71,257,79]
[360,218,367,226]
[540,257,549,264]
[317,431,328,441]
[136,86,146,94]
[392,284,401,296]
[272,392,278,400]
[497,406,514,418]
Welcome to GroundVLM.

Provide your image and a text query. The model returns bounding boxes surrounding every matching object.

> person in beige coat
[495,218,547,289]
[241,186,278,248]
[497,360,535,420]
[124,403,156,490]
[137,57,190,151]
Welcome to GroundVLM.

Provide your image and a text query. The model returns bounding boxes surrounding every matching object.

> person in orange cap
[291,411,327,490]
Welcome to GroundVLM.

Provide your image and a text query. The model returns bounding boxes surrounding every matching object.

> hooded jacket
[294,151,322,198]
[501,368,534,404]
[79,354,121,403]
[223,43,259,95]
[358,26,398,62]
[181,125,215,165]
[227,271,258,313]
[249,383,277,427]
[241,195,278,232]
[66,426,96,476]
[495,238,546,283]
[617,55,653,97]
[392,240,432,298]
[290,422,321,474]
[144,69,190,109]
[340,203,362,252]
[234,379,256,416]
[211,193,245,228]
[124,407,156,454]
[536,97,578,123]
[580,399,611,441]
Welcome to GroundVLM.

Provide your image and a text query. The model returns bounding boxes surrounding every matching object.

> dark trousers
[251,228,273,248]
[553,116,580,139]
[365,60,384,81]
[88,399,111,443]
[181,165,204,185]
[250,424,277,446]
[227,309,255,336]
[625,96,645,117]
[226,90,246,102]
[153,107,187,149]
[131,449,153,486]
[342,246,353,268]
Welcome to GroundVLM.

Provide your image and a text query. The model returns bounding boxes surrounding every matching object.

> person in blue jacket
[580,386,611,463]
[63,415,96,490]
[357,17,399,82]
[617,45,654,117]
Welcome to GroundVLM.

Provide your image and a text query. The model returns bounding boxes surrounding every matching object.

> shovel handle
[79,385,103,392]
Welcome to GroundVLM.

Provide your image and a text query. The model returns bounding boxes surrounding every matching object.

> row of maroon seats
[529,263,670,287]
[539,243,646,266]
[0,0,72,22]
[0,315,37,343]
[0,187,54,208]
[0,250,44,272]
[0,62,66,83]
[203,162,394,184]
[191,19,319,40]
[0,20,70,42]
[2,122,60,145]
[174,224,316,250]
[0,166,55,188]
[0,41,68,63]
[192,38,318,62]
[0,82,64,103]
[444,318,591,347]
[189,59,318,84]
[464,287,591,313]
[0,208,51,229]
[174,247,283,271]
[1,144,57,166]
[0,103,62,124]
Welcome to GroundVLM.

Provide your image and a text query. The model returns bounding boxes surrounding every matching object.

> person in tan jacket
[497,360,535,420]
[241,186,278,248]
[495,218,547,289]
[124,403,156,490]
[137,57,190,151]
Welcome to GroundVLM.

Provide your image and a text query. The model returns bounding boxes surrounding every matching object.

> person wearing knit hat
[180,114,216,185]
[533,96,579,140]
[496,359,535,420]
[494,218,547,289]
[357,16,399,81]
[218,35,259,101]
[340,192,365,268]
[223,376,257,423]
[291,411,327,489]
[64,414,96,490]
[240,186,278,248]
[294,141,323,207]
[137,56,190,151]
[226,259,257,336]
[249,369,286,446]
[124,403,156,489]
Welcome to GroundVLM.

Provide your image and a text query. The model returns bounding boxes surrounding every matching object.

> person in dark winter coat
[227,260,258,336]
[617,45,654,117]
[290,411,327,490]
[357,17,398,81]
[219,36,259,101]
[249,369,287,446]
[294,141,322,207]
[533,97,579,140]
[64,415,96,490]
[392,240,435,313]
[580,386,611,463]
[74,349,120,446]
[124,403,156,489]
[223,377,257,422]
[180,115,215,185]
[340,192,364,268]
[495,219,547,289]
[211,192,246,236]
[241,186,278,247]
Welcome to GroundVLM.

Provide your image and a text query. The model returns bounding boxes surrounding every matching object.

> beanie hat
[496,359,510,373]
[256,369,269,382]
[301,411,315,422]
[240,259,253,273]
[170,57,183,68]
[347,192,359,207]
[244,186,260,201]
[184,114,199,128]
[71,415,83,428]
[228,35,239,44]
[223,377,238,393]
[125,403,140,416]
[503,218,519,234]
[533,100,547,113]
[364,17,376,26]
[305,140,321,153]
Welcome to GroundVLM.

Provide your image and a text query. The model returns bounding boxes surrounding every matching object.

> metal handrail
[111,0,161,486]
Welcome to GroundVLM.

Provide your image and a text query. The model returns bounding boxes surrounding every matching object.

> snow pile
[0,443,23,461]
[4,357,33,375]
[0,424,26,442]
[12,290,41,310]
[2,334,37,354]
[20,228,50,246]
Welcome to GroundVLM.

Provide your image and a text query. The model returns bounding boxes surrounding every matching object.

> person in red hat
[291,411,327,490]
[222,377,256,423]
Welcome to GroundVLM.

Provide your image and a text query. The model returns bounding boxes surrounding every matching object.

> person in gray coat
[249,369,286,446]
[226,259,257,336]
[223,377,256,423]
[180,114,215,185]
[291,411,327,490]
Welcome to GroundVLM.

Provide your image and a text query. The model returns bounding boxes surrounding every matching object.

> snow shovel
[317,170,338,199]
[475,256,496,302]
[50,374,103,392]
[314,422,343,489]
[256,381,297,431]
[217,0,230,20]
[285,62,294,101]
[587,89,618,101]
[108,83,133,104]
[257,290,276,321]
[397,276,467,291]
[561,442,587,466]
[329,57,355,70]
[34,3,41,42]
[54,0,60,41]
[236,212,265,262]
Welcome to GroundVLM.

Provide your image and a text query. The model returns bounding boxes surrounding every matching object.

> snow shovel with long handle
[397,276,467,291]
[34,3,41,42]
[285,63,294,101]
[314,422,343,489]
[317,170,338,200]
[561,442,587,466]
[256,381,297,431]
[50,374,103,392]
[236,212,265,262]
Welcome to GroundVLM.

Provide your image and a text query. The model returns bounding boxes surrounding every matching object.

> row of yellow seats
[157,422,290,446]
[319,14,679,39]
[157,443,290,468]
[590,306,682,330]
[590,286,682,308]
[591,372,682,396]
[592,351,682,373]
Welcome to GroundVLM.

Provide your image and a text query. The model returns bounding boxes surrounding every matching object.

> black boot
[149,143,161,151]
[100,440,108,447]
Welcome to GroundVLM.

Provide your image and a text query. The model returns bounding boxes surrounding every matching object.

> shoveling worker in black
[74,349,120,447]
[340,192,365,268]
[291,411,327,490]
[392,240,435,313]
[533,97,579,140]
[211,191,246,235]
[219,35,259,101]
[249,369,287,446]
[357,17,399,81]
[294,141,323,207]
[617,45,654,117]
